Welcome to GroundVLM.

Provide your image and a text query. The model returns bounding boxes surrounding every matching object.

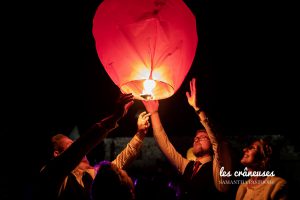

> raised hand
[137,111,151,134]
[185,78,199,111]
[114,93,134,119]
[142,100,159,114]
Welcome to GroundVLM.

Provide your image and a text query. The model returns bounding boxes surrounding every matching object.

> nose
[243,147,248,152]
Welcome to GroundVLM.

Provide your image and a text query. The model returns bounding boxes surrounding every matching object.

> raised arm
[41,93,134,178]
[186,78,232,192]
[142,100,189,174]
[112,111,151,169]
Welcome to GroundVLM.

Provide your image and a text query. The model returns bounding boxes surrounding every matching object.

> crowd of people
[34,78,289,200]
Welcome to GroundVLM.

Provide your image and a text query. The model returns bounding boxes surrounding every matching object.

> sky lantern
[92,0,198,100]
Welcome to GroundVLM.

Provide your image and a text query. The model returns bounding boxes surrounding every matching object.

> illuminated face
[192,131,212,157]
[240,141,260,167]
[58,137,74,153]
[54,137,89,164]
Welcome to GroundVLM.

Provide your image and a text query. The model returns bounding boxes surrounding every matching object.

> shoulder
[269,176,287,186]
[267,176,288,199]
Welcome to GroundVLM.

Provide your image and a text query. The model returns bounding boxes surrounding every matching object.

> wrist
[136,130,147,139]
[150,110,158,115]
[195,107,203,114]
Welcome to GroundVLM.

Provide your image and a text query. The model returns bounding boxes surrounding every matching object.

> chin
[193,150,201,157]
[240,159,248,166]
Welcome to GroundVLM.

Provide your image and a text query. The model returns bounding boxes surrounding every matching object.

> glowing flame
[141,79,156,99]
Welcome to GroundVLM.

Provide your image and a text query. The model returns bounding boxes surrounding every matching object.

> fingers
[145,121,150,128]
[119,92,132,98]
[139,111,151,122]
[190,78,194,94]
[115,93,134,118]
[186,91,191,99]
[187,78,197,98]
[138,111,151,128]
[125,101,134,110]
[120,93,134,104]
[191,78,196,94]
[144,113,151,118]
[139,111,147,117]
[140,111,151,117]
[120,93,134,111]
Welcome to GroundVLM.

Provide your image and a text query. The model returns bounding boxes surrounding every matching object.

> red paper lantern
[92,0,198,100]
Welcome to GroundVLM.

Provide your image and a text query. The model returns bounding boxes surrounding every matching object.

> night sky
[2,0,299,199]
[9,0,295,137]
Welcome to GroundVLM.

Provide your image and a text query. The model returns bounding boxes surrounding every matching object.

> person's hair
[254,138,273,170]
[91,161,135,200]
[196,129,206,134]
[51,133,69,153]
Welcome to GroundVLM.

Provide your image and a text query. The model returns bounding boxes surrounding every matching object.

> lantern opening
[140,94,153,100]
[120,79,174,100]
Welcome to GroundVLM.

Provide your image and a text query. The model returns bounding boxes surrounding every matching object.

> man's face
[54,136,90,165]
[192,131,211,157]
[59,137,74,153]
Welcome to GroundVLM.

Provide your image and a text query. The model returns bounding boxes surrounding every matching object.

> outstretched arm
[41,93,134,178]
[112,111,151,169]
[142,100,189,174]
[186,78,232,192]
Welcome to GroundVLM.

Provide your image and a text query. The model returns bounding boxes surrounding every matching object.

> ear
[53,150,60,157]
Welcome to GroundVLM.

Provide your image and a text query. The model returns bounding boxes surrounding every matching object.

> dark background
[2,0,299,199]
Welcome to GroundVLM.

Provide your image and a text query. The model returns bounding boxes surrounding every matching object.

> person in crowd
[142,78,232,200]
[37,93,151,200]
[91,160,135,200]
[235,138,288,200]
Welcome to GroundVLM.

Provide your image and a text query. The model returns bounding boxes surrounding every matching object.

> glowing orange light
[141,79,156,100]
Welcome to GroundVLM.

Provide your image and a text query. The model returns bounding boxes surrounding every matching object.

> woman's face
[240,141,261,167]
